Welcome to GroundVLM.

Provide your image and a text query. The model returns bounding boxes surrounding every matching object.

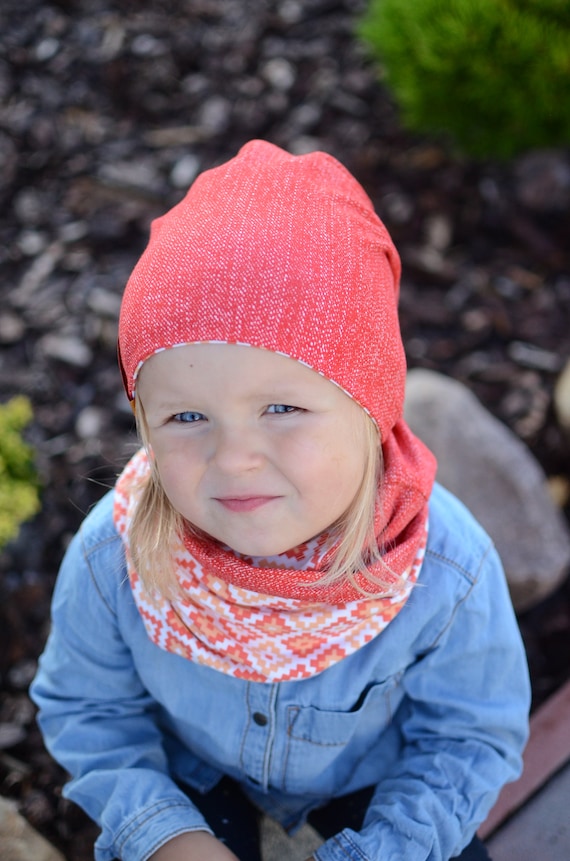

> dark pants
[182,777,492,861]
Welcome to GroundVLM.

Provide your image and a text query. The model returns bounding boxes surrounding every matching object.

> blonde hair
[128,403,400,599]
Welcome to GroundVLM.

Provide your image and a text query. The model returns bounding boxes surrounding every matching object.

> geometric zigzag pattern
[114,449,425,682]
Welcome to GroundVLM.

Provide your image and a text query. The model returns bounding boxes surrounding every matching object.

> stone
[514,149,570,212]
[0,313,25,344]
[198,96,231,134]
[404,369,570,612]
[261,816,322,861]
[170,154,201,189]
[75,406,105,440]
[261,58,296,91]
[548,476,570,509]
[17,229,48,256]
[0,796,65,861]
[39,333,93,368]
[554,358,570,432]
[0,724,26,749]
[12,242,64,304]
[98,158,162,194]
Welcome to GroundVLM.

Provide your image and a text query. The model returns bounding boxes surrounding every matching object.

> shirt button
[253,712,268,726]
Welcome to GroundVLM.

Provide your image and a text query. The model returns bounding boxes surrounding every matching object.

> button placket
[240,683,277,788]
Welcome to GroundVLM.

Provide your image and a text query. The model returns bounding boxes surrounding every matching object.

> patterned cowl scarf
[115,139,437,681]
[114,448,428,682]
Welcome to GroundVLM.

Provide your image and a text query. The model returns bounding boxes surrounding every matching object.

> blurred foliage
[0,395,40,551]
[357,0,570,159]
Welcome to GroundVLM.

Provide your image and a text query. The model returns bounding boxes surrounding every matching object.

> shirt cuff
[314,829,370,861]
[95,798,213,861]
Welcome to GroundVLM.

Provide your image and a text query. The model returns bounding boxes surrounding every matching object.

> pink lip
[215,496,279,513]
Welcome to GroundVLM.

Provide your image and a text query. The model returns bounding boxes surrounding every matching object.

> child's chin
[226,537,305,560]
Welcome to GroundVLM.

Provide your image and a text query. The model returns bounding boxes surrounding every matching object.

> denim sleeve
[30,521,212,861]
[313,542,530,861]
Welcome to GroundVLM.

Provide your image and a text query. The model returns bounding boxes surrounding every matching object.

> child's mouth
[215,496,279,513]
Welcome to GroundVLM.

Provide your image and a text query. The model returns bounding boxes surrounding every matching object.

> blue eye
[172,411,205,423]
[266,404,298,414]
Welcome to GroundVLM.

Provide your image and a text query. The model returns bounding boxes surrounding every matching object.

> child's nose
[211,426,264,474]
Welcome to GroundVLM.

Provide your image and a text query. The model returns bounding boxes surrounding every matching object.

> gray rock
[39,333,93,368]
[261,58,296,91]
[170,154,201,189]
[514,149,570,212]
[404,369,570,612]
[554,358,570,432]
[75,406,105,440]
[198,96,231,134]
[261,816,322,861]
[0,313,25,344]
[0,797,65,861]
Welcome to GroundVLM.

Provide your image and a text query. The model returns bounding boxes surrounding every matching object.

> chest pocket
[279,672,403,796]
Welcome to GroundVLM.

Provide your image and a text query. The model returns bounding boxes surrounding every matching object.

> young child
[31,140,530,861]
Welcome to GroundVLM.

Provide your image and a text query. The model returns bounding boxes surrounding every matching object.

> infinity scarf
[114,448,428,682]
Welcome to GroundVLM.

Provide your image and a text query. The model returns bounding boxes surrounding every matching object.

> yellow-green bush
[0,396,40,550]
[357,0,570,159]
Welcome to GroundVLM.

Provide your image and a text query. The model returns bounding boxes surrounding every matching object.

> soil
[0,1,569,859]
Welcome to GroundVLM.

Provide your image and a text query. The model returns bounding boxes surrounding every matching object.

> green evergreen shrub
[357,0,570,159]
[0,396,40,550]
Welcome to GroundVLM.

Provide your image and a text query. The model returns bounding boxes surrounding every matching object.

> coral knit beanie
[118,139,406,442]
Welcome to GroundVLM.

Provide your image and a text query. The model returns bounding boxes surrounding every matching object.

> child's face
[137,343,371,558]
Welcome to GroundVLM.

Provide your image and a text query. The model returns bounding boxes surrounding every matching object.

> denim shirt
[31,483,530,861]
